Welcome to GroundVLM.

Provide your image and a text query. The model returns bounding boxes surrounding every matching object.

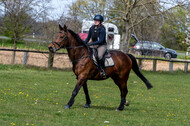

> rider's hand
[87,43,92,46]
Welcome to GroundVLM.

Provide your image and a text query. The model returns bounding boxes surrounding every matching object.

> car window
[152,43,161,49]
[141,43,151,48]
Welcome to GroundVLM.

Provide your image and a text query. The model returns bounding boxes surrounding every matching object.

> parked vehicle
[131,35,177,59]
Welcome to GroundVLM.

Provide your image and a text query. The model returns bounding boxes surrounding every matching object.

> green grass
[176,50,186,54]
[0,38,49,51]
[0,64,189,126]
[177,55,190,60]
[132,54,190,60]
[0,39,68,53]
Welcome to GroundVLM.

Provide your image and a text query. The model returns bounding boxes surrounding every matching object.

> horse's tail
[127,54,153,89]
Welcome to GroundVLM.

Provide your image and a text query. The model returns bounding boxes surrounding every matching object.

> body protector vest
[91,25,106,45]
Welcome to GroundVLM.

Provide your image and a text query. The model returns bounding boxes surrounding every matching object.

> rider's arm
[88,28,105,46]
[84,27,92,44]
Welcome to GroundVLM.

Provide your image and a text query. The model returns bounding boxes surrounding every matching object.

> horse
[48,24,153,111]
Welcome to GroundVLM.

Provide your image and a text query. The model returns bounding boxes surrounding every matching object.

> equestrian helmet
[93,15,104,22]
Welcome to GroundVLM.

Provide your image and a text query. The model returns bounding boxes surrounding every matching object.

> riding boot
[98,59,106,78]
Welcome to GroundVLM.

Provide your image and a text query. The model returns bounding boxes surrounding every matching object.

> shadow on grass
[76,104,141,112]
[90,105,116,111]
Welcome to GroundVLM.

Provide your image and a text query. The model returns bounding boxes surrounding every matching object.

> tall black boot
[98,59,106,78]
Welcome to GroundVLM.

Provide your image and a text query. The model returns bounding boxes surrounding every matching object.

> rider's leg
[98,58,106,77]
[97,45,107,77]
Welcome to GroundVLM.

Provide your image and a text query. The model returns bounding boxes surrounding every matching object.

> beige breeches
[90,45,107,60]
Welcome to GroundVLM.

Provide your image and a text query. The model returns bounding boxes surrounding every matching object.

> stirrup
[100,70,106,78]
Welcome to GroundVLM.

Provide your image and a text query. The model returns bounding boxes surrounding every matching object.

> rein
[50,30,91,64]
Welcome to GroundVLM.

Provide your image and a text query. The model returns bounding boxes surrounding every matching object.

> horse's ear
[59,24,63,31]
[63,25,67,32]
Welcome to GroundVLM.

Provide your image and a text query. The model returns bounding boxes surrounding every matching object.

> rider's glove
[87,43,93,46]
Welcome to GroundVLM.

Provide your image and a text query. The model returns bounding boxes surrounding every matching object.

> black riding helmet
[93,15,104,22]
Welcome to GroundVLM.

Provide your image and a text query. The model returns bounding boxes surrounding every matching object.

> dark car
[131,35,177,59]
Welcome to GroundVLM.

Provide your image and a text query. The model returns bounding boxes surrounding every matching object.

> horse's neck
[66,35,88,63]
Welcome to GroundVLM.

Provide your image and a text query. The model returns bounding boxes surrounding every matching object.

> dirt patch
[0,51,72,68]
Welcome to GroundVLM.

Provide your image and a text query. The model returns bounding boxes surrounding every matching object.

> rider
[84,14,107,78]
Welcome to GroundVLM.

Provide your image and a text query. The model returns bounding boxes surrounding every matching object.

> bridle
[51,31,68,49]
[50,30,91,64]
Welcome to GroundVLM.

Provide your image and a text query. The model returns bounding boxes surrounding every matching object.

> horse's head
[48,24,68,53]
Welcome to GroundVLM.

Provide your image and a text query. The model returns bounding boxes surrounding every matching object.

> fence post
[11,51,16,64]
[48,52,54,68]
[169,61,173,72]
[184,62,188,73]
[23,52,28,65]
[138,59,142,69]
[153,59,157,72]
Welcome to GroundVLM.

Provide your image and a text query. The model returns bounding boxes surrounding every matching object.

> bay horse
[48,25,153,111]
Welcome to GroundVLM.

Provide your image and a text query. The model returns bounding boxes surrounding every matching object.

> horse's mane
[68,29,86,46]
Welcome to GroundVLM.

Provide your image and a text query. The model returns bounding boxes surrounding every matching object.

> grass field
[0,64,189,126]
[0,39,67,53]
[0,39,49,51]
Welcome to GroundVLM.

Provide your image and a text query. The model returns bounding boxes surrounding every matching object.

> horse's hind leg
[112,74,129,111]
[83,82,91,108]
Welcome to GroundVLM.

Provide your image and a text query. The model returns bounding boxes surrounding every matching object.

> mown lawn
[0,64,189,126]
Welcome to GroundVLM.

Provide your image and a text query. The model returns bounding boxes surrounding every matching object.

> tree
[0,0,35,63]
[0,0,52,63]
[69,0,108,20]
[37,0,54,41]
[63,17,82,33]
[107,0,189,52]
[0,15,3,35]
[132,2,163,43]
[69,0,188,53]
[161,7,188,50]
[184,2,190,51]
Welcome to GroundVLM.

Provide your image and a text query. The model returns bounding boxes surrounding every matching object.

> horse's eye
[60,36,64,38]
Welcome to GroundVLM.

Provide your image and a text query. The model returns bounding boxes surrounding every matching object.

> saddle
[92,49,115,67]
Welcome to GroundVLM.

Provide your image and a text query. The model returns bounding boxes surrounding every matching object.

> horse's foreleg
[64,78,86,109]
[83,82,91,108]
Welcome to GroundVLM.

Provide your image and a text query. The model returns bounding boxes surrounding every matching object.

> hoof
[116,106,124,111]
[84,104,90,108]
[64,105,70,109]
[125,101,130,106]
[115,108,123,111]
